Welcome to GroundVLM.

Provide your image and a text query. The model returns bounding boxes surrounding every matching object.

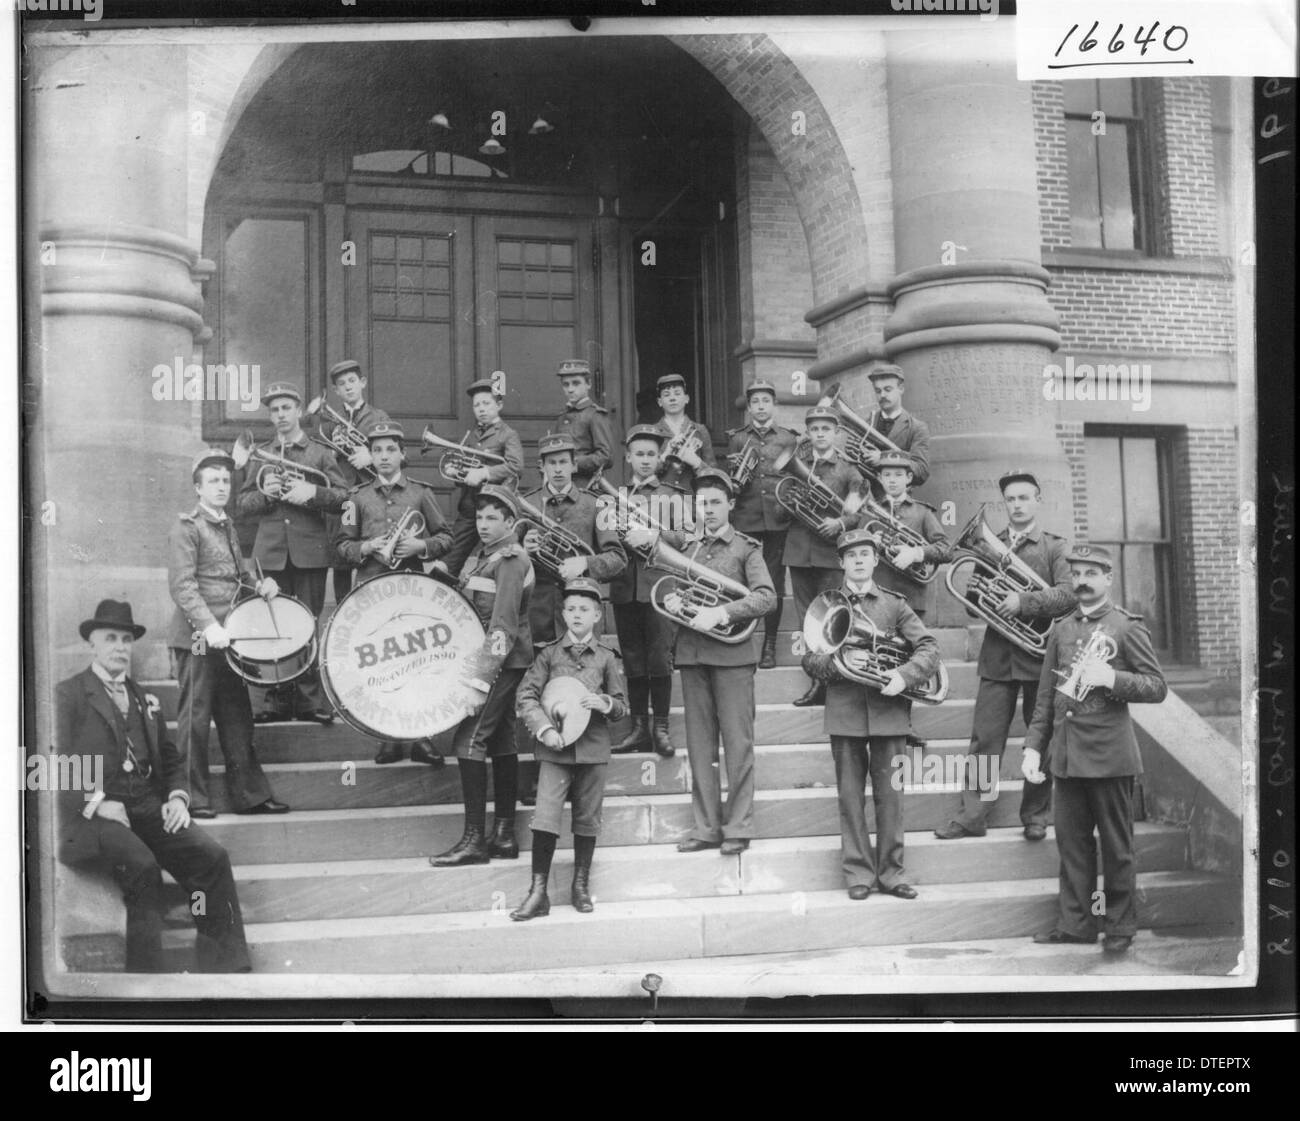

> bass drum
[320,572,491,742]
[225,594,318,685]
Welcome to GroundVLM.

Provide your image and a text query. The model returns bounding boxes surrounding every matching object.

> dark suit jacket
[875,409,931,487]
[236,433,349,569]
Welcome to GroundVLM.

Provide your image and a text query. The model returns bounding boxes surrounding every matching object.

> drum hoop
[224,594,318,684]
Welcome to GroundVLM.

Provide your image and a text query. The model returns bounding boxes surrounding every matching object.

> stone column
[883,30,1065,625]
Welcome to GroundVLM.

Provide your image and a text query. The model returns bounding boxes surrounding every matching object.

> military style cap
[366,420,406,443]
[624,424,666,447]
[998,468,1040,492]
[867,364,905,384]
[328,359,362,383]
[477,484,519,518]
[656,373,687,392]
[691,467,734,496]
[804,405,841,426]
[562,577,604,602]
[466,378,502,398]
[260,381,303,406]
[537,432,577,458]
[743,379,777,400]
[192,447,235,476]
[556,358,591,379]
[1066,543,1114,569]
[876,451,915,473]
[836,527,882,554]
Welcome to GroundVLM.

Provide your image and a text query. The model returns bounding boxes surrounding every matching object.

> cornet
[420,428,509,485]
[234,432,333,500]
[1054,628,1118,702]
[375,508,428,570]
[772,446,863,536]
[726,437,761,489]
[662,428,704,469]
[306,396,376,478]
[513,492,597,580]
[817,382,905,480]
[645,537,758,645]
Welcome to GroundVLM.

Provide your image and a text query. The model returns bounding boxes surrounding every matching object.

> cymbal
[539,676,593,746]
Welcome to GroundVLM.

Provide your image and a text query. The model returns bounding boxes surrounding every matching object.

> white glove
[203,623,232,650]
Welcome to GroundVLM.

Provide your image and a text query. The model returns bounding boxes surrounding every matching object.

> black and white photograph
[12,0,1293,1027]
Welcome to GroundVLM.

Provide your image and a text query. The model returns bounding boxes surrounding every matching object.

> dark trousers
[831,735,907,890]
[1052,774,1137,938]
[58,794,250,973]
[452,667,525,762]
[679,663,757,842]
[613,600,674,678]
[331,566,354,602]
[790,566,840,680]
[532,760,607,837]
[755,530,788,642]
[956,677,1052,830]
[442,512,479,578]
[249,561,327,718]
[172,647,274,812]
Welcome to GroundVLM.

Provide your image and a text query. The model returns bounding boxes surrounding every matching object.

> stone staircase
[62,604,1243,979]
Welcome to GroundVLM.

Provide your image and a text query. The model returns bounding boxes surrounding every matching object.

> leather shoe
[189,807,217,820]
[720,838,749,855]
[934,820,985,840]
[1103,934,1134,954]
[305,710,335,725]
[792,682,826,707]
[237,799,290,815]
[409,740,444,767]
[847,885,871,901]
[252,712,283,725]
[374,743,405,764]
[1023,824,1047,841]
[1032,928,1097,945]
[758,636,777,670]
[880,883,918,899]
[676,838,721,853]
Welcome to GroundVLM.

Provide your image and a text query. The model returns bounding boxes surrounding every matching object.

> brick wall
[1033,82,1071,249]
[1056,421,1089,544]
[1179,425,1241,672]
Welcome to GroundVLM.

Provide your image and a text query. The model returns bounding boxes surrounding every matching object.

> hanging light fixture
[428,112,450,129]
[479,137,506,156]
[528,116,554,135]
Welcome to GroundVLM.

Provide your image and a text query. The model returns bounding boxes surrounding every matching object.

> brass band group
[55,356,1169,973]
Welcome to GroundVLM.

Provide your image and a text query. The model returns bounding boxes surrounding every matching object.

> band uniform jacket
[167,505,248,649]
[236,433,349,569]
[872,408,932,488]
[53,668,187,834]
[607,476,689,605]
[554,396,614,482]
[451,418,524,517]
[516,634,629,765]
[458,537,535,673]
[334,474,453,584]
[653,416,717,491]
[872,495,952,606]
[726,422,799,534]
[801,582,941,738]
[1024,601,1168,779]
[320,400,390,488]
[657,523,777,667]
[518,484,628,589]
[974,527,1076,682]
[780,448,866,570]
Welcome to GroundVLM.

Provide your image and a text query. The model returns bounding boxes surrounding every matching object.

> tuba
[725,436,762,490]
[1054,627,1119,702]
[305,396,376,479]
[235,432,334,500]
[944,505,1057,657]
[420,428,509,485]
[772,445,863,536]
[817,382,905,481]
[802,591,949,704]
[856,495,938,584]
[374,508,428,570]
[513,492,597,580]
[645,537,758,645]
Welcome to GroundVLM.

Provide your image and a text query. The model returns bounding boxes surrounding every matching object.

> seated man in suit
[52,599,251,973]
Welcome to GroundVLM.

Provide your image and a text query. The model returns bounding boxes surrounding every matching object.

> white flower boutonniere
[144,693,162,720]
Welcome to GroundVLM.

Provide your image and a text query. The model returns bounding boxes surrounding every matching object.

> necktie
[1009,532,1024,553]
[105,678,129,716]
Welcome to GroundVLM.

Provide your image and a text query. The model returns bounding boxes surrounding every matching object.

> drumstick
[252,559,282,638]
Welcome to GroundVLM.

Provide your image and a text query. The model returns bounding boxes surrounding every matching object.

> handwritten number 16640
[1053,21,1190,65]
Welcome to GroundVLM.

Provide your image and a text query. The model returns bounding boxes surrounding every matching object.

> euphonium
[857,495,938,584]
[305,396,376,478]
[375,508,428,570]
[943,504,1056,657]
[583,469,675,558]
[802,590,949,704]
[235,432,334,500]
[1053,627,1119,702]
[726,437,761,489]
[513,492,597,579]
[645,538,758,645]
[772,445,863,535]
[420,427,509,485]
[817,382,905,479]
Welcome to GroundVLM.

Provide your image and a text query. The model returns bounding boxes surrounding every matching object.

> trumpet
[772,445,863,536]
[817,382,905,479]
[645,537,758,645]
[943,505,1057,657]
[584,469,675,558]
[662,427,704,469]
[857,495,938,584]
[726,437,761,489]
[235,432,333,500]
[802,590,949,704]
[305,396,376,478]
[1054,627,1118,702]
[420,428,509,485]
[514,492,597,580]
[374,508,428,570]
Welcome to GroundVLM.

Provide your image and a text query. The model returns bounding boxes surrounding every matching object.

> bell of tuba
[772,445,862,536]
[943,504,1056,657]
[802,591,948,704]
[374,508,428,570]
[645,538,758,645]
[1053,627,1119,702]
[420,427,509,485]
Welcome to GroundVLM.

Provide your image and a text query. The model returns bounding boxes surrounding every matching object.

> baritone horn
[513,492,597,580]
[802,591,949,704]
[420,428,509,485]
[234,432,334,500]
[305,396,376,478]
[1053,628,1119,702]
[375,508,428,570]
[645,538,758,645]
[857,495,938,584]
[772,445,863,535]
[817,382,905,479]
[944,504,1056,657]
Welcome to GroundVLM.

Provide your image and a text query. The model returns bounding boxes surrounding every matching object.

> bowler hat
[80,599,146,641]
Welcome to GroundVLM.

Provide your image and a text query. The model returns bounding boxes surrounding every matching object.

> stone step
[206,738,1026,811]
[165,824,1187,924]
[159,870,1237,973]
[195,780,1033,864]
